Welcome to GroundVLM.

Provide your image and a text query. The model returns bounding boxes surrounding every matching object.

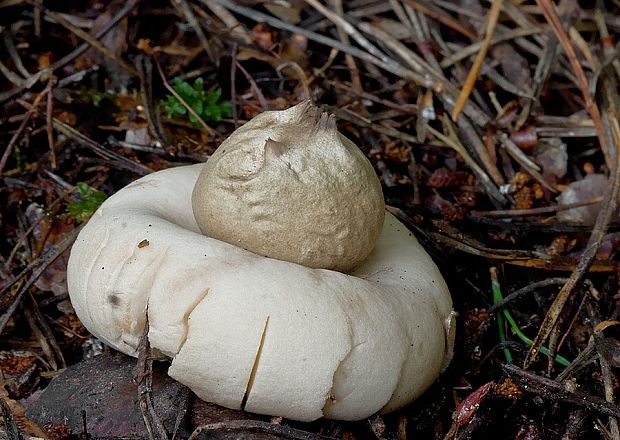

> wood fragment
[134,317,168,440]
[188,420,336,440]
[504,364,620,419]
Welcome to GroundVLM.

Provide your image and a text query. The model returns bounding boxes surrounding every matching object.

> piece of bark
[24,351,300,439]
[24,351,187,438]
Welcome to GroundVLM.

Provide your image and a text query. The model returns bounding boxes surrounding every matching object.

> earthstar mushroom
[67,101,456,422]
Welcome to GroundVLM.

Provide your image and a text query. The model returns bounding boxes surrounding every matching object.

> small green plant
[11,145,23,171]
[161,78,232,129]
[67,182,107,222]
[490,268,571,367]
[80,87,113,107]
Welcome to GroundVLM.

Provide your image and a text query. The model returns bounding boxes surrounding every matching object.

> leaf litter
[0,1,619,439]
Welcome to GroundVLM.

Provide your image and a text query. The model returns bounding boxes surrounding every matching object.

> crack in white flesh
[168,256,352,421]
[67,164,455,422]
[241,316,270,410]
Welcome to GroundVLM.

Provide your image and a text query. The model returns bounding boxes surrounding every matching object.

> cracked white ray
[67,164,454,422]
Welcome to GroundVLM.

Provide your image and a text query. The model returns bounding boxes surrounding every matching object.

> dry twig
[525,0,620,369]
[451,0,503,121]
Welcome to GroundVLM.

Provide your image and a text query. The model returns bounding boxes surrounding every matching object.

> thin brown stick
[23,303,57,371]
[524,0,620,368]
[230,43,239,128]
[54,1,139,71]
[46,10,138,77]
[196,0,252,44]
[331,0,362,95]
[14,97,152,175]
[454,113,504,186]
[354,19,492,130]
[235,60,268,110]
[440,27,541,68]
[303,0,388,64]
[210,0,427,87]
[27,292,66,369]
[428,232,541,261]
[174,0,216,64]
[328,80,416,114]
[499,135,557,193]
[0,225,83,336]
[546,288,587,375]
[135,56,168,146]
[426,120,506,204]
[451,0,503,121]
[0,85,51,175]
[188,420,336,440]
[504,364,620,419]
[555,340,597,382]
[0,58,26,86]
[170,387,191,440]
[33,0,41,37]
[503,259,617,273]
[0,0,140,104]
[535,0,612,168]
[46,77,56,169]
[134,317,168,440]
[587,303,620,440]
[3,195,65,273]
[488,278,568,313]
[2,28,31,78]
[403,0,476,40]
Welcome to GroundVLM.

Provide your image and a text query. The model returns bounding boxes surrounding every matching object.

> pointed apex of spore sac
[311,111,339,146]
[289,99,318,122]
[317,111,337,131]
[289,100,336,130]
[271,100,340,151]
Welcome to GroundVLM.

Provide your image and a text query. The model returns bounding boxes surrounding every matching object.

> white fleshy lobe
[67,104,455,422]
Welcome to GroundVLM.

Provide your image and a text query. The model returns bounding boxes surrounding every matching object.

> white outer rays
[67,164,455,422]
